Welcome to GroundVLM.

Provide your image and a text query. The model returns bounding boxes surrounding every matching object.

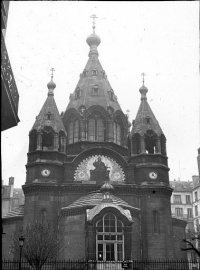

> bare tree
[10,221,64,270]
[181,225,200,258]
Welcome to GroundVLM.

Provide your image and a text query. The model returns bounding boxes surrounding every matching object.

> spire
[131,75,163,136]
[47,68,56,96]
[86,14,101,57]
[31,71,66,134]
[65,17,122,114]
[139,72,148,100]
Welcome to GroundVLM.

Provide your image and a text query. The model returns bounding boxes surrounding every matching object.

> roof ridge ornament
[90,14,98,34]
[50,67,55,81]
[47,68,56,95]
[141,72,146,86]
[139,73,148,100]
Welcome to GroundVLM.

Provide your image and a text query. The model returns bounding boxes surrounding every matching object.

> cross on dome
[90,14,98,33]
[50,68,55,80]
[141,72,146,86]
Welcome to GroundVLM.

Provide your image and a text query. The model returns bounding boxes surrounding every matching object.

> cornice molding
[22,182,172,197]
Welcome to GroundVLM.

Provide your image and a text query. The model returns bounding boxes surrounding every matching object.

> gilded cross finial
[141,72,146,86]
[90,14,98,33]
[50,68,55,80]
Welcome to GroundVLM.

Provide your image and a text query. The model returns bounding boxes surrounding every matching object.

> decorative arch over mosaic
[74,155,125,183]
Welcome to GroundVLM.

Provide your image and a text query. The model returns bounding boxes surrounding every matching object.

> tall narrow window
[41,210,46,224]
[153,211,159,233]
[74,120,79,142]
[68,122,73,144]
[68,119,79,144]
[97,119,104,141]
[195,205,198,216]
[96,213,124,261]
[175,207,183,217]
[174,195,182,204]
[87,116,105,142]
[42,129,54,150]
[186,195,191,204]
[114,122,122,146]
[88,118,95,141]
[187,208,192,218]
[195,192,198,201]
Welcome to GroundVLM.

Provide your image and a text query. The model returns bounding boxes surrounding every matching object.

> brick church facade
[2,24,187,261]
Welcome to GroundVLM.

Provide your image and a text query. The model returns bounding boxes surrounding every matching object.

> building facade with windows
[2,23,187,261]
[170,174,200,260]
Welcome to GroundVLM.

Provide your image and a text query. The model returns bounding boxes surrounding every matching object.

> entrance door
[106,243,115,261]
[96,213,124,261]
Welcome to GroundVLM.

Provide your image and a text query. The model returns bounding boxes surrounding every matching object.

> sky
[2,1,199,188]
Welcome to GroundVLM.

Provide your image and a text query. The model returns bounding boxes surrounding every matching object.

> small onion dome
[47,79,56,96]
[100,180,114,194]
[139,84,148,100]
[47,79,56,90]
[86,33,101,47]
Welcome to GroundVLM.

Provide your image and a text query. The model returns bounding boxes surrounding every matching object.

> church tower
[23,72,67,226]
[129,77,174,259]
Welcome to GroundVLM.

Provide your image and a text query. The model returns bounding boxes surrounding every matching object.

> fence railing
[2,259,200,270]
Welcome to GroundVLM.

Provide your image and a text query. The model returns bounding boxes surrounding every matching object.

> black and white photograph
[2,1,199,269]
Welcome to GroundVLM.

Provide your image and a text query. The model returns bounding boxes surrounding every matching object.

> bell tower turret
[26,71,67,185]
[129,74,169,185]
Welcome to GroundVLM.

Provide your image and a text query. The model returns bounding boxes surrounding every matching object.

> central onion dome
[86,30,101,57]
[86,32,101,47]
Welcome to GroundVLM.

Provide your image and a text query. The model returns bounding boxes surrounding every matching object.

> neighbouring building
[1,1,20,131]
[2,177,25,217]
[170,175,200,260]
[2,20,188,261]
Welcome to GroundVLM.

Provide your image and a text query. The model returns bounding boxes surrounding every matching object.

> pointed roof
[65,26,122,113]
[131,83,163,136]
[31,77,66,134]
[61,191,140,214]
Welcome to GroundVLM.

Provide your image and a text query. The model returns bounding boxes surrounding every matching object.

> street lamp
[19,236,25,270]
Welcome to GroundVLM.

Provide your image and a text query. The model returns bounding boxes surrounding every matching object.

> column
[161,139,167,156]
[108,120,114,142]
[156,137,161,154]
[140,136,146,154]
[53,134,59,151]
[36,132,42,150]
[61,137,66,153]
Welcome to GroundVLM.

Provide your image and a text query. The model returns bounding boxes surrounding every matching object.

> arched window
[87,116,105,142]
[96,213,124,261]
[68,119,79,144]
[88,118,95,141]
[58,131,66,152]
[114,122,122,146]
[145,130,156,154]
[41,128,54,150]
[153,211,159,233]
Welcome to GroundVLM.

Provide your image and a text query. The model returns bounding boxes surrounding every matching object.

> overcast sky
[2,1,199,188]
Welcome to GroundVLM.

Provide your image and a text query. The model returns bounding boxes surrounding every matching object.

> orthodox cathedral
[2,19,187,261]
